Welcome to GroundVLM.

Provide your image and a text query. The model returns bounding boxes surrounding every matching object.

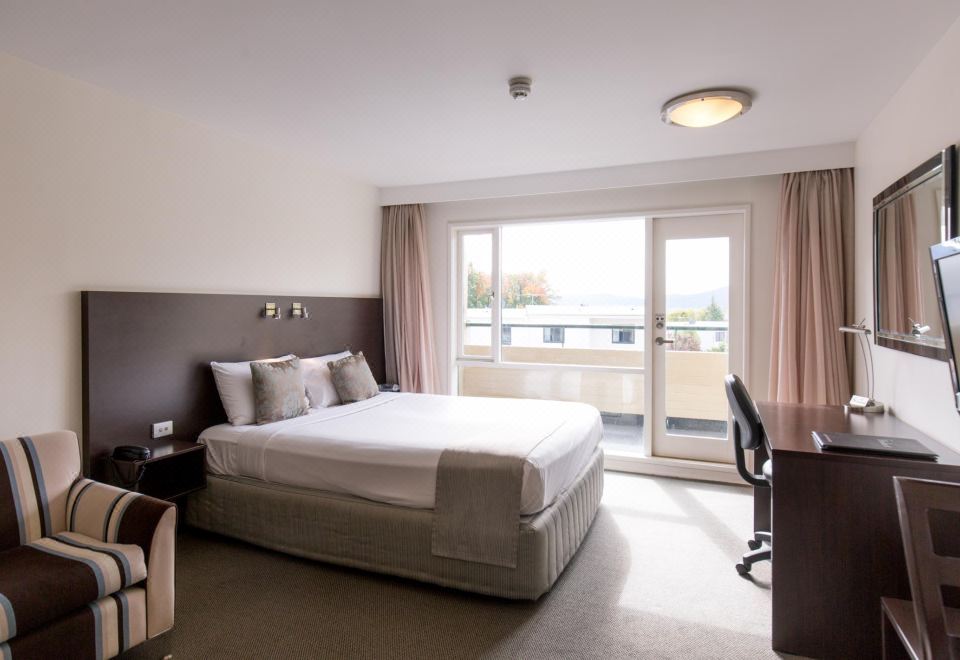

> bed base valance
[185,448,603,600]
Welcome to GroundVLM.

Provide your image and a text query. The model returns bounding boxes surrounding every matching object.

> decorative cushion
[250,358,309,425]
[211,354,296,425]
[0,532,146,643]
[328,352,379,404]
[301,351,353,408]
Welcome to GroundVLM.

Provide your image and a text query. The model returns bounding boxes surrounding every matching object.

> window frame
[612,328,636,345]
[454,227,500,363]
[450,215,651,381]
[542,327,565,344]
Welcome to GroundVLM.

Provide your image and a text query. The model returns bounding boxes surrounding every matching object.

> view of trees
[466,266,727,353]
[465,264,492,309]
[666,296,725,322]
[466,264,557,309]
[672,332,702,352]
[666,296,725,352]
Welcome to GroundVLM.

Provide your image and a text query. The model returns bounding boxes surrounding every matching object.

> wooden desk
[755,402,960,659]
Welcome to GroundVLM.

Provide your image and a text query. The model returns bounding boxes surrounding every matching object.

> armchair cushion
[0,587,146,660]
[66,479,177,638]
[0,533,145,643]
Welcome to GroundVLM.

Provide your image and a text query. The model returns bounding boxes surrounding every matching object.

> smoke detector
[509,76,532,100]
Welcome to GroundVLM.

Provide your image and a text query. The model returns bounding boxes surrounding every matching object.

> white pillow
[211,354,295,425]
[301,351,353,407]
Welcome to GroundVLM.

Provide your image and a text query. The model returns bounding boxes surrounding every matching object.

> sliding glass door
[453,210,745,472]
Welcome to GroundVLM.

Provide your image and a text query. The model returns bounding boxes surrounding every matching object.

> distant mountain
[557,286,728,313]
[667,287,728,312]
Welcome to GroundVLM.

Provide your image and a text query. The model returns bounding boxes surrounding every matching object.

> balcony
[458,322,729,453]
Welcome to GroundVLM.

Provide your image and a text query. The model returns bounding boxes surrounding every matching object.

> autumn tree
[466,265,557,309]
[466,263,492,308]
[502,271,556,308]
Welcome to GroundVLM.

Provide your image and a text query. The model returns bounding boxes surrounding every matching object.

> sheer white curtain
[381,204,439,393]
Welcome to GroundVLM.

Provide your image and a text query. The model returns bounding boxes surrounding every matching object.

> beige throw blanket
[431,450,526,568]
[430,404,578,568]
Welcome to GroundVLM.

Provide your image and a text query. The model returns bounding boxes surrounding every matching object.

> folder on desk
[812,431,938,460]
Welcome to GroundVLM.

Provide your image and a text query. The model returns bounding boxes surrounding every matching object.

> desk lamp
[839,321,884,413]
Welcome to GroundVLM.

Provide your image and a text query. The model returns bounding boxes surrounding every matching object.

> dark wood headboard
[81,291,385,477]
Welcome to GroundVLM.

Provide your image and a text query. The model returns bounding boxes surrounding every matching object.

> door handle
[655,336,675,346]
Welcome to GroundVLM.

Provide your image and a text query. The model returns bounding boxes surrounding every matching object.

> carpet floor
[123,472,788,660]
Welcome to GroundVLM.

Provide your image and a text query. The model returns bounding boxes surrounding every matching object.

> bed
[81,292,604,600]
[186,392,604,600]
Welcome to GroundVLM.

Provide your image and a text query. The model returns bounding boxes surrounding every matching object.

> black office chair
[724,373,772,576]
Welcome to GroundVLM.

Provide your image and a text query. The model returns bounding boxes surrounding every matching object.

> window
[458,231,494,358]
[455,218,647,450]
[543,327,565,344]
[612,328,635,344]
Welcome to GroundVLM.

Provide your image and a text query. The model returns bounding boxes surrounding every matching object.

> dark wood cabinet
[105,438,206,501]
[755,402,960,659]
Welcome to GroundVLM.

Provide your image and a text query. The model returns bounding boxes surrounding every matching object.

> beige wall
[0,53,382,440]
[424,175,781,397]
[853,16,960,450]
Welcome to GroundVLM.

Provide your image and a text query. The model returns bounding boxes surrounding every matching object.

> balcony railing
[458,320,729,423]
[464,321,727,331]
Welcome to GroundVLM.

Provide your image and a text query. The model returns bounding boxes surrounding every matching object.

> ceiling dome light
[660,89,752,128]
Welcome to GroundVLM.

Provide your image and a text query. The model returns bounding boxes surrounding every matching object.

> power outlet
[151,421,173,439]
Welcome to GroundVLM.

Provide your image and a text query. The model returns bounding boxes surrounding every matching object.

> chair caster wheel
[747,539,761,550]
[736,563,750,576]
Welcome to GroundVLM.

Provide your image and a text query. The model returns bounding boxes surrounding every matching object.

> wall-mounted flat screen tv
[931,237,960,413]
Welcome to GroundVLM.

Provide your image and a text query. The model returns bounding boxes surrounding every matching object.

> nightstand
[107,438,206,501]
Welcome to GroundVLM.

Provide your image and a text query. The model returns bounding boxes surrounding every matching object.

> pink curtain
[768,169,855,405]
[381,204,439,393]
[877,195,922,335]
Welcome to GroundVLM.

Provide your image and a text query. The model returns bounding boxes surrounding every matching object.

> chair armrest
[66,478,177,638]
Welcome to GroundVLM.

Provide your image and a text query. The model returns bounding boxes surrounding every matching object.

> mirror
[874,146,957,360]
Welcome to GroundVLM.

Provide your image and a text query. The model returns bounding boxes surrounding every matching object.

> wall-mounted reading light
[291,302,309,319]
[263,302,281,320]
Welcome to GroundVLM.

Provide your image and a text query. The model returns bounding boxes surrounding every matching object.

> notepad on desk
[812,431,939,461]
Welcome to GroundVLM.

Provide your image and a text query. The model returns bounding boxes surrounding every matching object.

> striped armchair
[0,431,176,660]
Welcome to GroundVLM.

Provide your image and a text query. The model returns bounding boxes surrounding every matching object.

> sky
[464,218,729,298]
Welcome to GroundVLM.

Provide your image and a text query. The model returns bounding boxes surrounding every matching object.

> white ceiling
[2,1,958,187]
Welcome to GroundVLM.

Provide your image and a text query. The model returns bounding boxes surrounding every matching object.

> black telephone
[110,446,151,488]
[112,445,152,461]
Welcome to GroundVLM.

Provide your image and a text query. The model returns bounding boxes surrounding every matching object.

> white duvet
[199,392,602,515]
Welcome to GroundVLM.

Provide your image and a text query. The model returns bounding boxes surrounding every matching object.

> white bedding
[199,392,602,515]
